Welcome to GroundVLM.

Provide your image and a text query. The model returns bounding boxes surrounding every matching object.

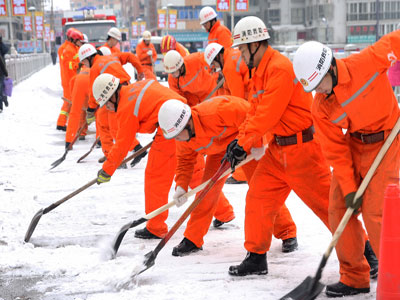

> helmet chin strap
[246,43,261,79]
[328,57,338,89]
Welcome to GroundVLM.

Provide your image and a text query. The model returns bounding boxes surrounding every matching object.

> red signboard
[35,12,44,39]
[216,0,230,12]
[0,0,7,17]
[23,14,32,32]
[235,0,248,11]
[11,0,27,16]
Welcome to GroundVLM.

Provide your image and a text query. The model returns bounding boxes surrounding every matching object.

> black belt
[275,126,315,146]
[350,131,384,144]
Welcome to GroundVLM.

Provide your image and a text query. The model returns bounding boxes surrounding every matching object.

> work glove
[147,50,153,56]
[345,192,363,212]
[137,72,145,81]
[250,146,265,161]
[130,143,148,168]
[173,186,188,207]
[223,139,247,171]
[65,142,71,150]
[86,108,96,125]
[97,169,111,185]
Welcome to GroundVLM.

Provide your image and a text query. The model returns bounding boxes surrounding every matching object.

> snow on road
[0,64,377,299]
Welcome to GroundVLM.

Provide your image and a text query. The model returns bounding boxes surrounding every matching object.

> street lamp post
[322,17,328,44]
[29,6,37,54]
[7,0,17,55]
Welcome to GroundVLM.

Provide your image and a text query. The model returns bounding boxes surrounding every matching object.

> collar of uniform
[210,20,221,34]
[190,108,203,141]
[254,45,273,79]
[335,58,351,85]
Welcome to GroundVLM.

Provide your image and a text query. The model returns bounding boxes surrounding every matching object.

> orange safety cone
[377,183,400,300]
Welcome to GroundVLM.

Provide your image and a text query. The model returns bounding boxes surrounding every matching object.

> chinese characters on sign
[235,0,248,11]
[131,22,138,36]
[169,9,177,29]
[216,0,230,12]
[0,0,7,17]
[139,21,146,35]
[35,12,44,39]
[23,14,32,32]
[44,24,50,41]
[11,0,27,16]
[157,9,166,29]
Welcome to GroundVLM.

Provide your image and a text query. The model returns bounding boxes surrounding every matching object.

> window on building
[269,9,280,23]
[291,8,305,24]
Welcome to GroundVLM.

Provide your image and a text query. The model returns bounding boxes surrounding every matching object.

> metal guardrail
[5,53,52,85]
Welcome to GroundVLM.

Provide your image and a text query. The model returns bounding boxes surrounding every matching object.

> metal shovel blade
[131,251,156,279]
[112,217,147,257]
[279,276,325,300]
[24,208,44,242]
[49,152,67,170]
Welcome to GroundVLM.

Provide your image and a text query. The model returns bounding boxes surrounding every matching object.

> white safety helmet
[163,50,184,73]
[92,73,120,108]
[81,33,88,43]
[99,46,112,56]
[293,41,333,92]
[199,6,217,25]
[204,43,223,66]
[158,100,192,139]
[232,16,270,47]
[107,27,121,41]
[78,43,97,62]
[142,30,151,41]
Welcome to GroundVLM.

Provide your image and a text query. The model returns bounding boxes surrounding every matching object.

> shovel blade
[279,276,325,300]
[24,208,44,242]
[50,152,67,170]
[131,251,156,279]
[112,218,147,258]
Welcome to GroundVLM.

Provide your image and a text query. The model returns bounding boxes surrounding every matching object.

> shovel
[280,116,400,300]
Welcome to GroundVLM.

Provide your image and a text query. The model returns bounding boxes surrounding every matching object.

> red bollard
[377,184,400,300]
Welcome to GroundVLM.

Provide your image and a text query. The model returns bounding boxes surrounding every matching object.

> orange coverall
[57,41,79,127]
[236,46,331,255]
[65,66,90,143]
[168,52,217,107]
[88,54,139,156]
[57,41,67,96]
[207,20,232,48]
[136,40,157,80]
[102,80,202,237]
[176,96,297,248]
[312,31,400,289]
[100,42,121,54]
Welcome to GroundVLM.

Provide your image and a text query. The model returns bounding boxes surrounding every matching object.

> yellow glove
[97,169,111,185]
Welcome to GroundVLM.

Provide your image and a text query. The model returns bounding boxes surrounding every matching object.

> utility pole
[7,0,18,54]
[230,0,234,32]
[376,0,380,41]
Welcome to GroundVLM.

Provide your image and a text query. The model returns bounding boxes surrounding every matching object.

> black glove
[130,143,148,168]
[223,139,247,171]
[65,142,71,150]
[345,192,363,212]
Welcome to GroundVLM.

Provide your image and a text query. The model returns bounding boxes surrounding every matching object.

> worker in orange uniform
[160,35,189,57]
[199,6,232,48]
[136,30,157,80]
[292,34,400,297]
[58,28,74,110]
[78,44,146,166]
[164,50,217,107]
[92,74,203,239]
[158,96,299,256]
[57,29,84,131]
[221,16,333,277]
[65,62,90,148]
[100,27,122,54]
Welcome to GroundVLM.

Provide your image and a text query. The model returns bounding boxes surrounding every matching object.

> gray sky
[46,0,71,11]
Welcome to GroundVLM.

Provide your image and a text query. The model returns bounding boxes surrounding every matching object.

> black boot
[229,252,268,276]
[325,282,369,298]
[364,240,378,279]
[212,218,233,228]
[78,135,85,141]
[225,176,247,184]
[282,237,298,253]
[56,125,67,131]
[172,238,202,256]
[134,227,162,239]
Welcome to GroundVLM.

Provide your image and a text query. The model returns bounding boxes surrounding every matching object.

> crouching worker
[158,96,298,257]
